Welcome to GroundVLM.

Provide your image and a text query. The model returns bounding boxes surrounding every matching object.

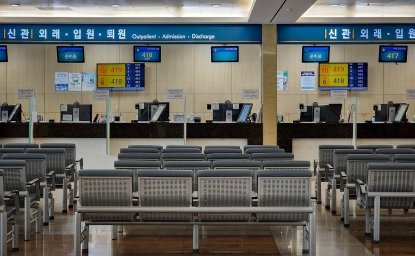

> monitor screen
[57,46,85,63]
[379,45,407,63]
[0,104,21,122]
[211,46,239,62]
[394,103,409,122]
[326,104,342,123]
[97,63,145,91]
[319,63,368,91]
[134,46,161,62]
[302,46,330,63]
[60,103,92,122]
[237,103,253,123]
[0,45,8,62]
[136,102,169,122]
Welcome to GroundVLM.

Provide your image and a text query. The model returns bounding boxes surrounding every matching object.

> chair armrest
[46,170,56,190]
[340,172,347,191]
[325,164,334,180]
[76,157,84,170]
[27,178,41,201]
[4,190,20,212]
[313,160,318,175]
[356,179,366,194]
[65,164,75,177]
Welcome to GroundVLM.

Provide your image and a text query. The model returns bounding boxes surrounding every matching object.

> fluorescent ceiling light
[10,3,20,7]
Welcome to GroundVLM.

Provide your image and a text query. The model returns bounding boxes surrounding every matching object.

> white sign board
[242,89,259,99]
[55,72,69,91]
[166,89,183,99]
[92,89,110,100]
[300,71,315,91]
[277,71,288,91]
[68,72,82,91]
[18,89,35,99]
[82,73,96,91]
[406,89,415,100]
[331,90,348,100]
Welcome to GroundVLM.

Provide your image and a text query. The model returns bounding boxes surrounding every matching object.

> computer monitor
[236,103,253,123]
[0,104,22,122]
[326,104,342,123]
[60,103,92,122]
[374,103,406,122]
[374,104,388,122]
[212,102,243,122]
[136,102,169,122]
[394,103,409,122]
[300,106,313,122]
[150,104,167,122]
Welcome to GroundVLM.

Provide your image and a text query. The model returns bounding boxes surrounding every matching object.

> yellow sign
[97,76,125,88]
[319,63,349,88]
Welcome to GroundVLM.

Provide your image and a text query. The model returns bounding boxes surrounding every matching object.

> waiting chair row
[125,144,281,154]
[74,168,315,255]
[117,152,294,162]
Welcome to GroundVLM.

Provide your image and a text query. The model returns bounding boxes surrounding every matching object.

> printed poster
[300,71,315,91]
[68,72,82,91]
[277,71,288,91]
[82,73,96,91]
[55,72,69,91]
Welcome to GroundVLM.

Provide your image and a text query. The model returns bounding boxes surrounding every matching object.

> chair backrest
[119,148,159,154]
[165,145,202,150]
[26,148,66,175]
[128,145,163,151]
[333,149,372,175]
[114,160,161,192]
[251,153,294,161]
[262,160,310,170]
[205,145,241,150]
[356,144,393,153]
[161,153,206,161]
[346,154,392,184]
[206,153,250,161]
[78,169,134,221]
[257,169,311,222]
[394,154,415,163]
[366,163,415,209]
[213,160,261,170]
[163,160,211,170]
[3,143,39,151]
[0,148,25,158]
[318,145,354,167]
[245,148,284,154]
[375,148,415,156]
[0,169,4,208]
[197,169,252,221]
[3,153,47,182]
[161,148,201,154]
[397,144,415,150]
[40,143,76,167]
[137,170,193,221]
[117,153,160,161]
[0,160,27,192]
[244,145,279,152]
[204,148,242,154]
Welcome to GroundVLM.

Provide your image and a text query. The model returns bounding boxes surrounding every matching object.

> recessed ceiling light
[112,4,120,8]
[330,4,340,7]
[211,4,221,7]
[10,3,20,7]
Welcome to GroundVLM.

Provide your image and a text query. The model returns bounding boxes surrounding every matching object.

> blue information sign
[348,63,368,91]
[134,46,161,62]
[379,45,407,62]
[0,24,261,43]
[57,46,84,63]
[278,24,415,43]
[211,46,239,62]
[302,46,329,63]
[0,45,7,62]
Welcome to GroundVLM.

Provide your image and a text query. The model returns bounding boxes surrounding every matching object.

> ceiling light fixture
[10,3,20,7]
[112,4,120,7]
[330,4,340,7]
[211,4,221,8]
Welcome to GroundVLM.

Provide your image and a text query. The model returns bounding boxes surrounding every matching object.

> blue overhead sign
[278,24,415,43]
[0,24,261,43]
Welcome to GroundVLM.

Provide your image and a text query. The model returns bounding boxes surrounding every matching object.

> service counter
[277,122,415,153]
[0,122,263,145]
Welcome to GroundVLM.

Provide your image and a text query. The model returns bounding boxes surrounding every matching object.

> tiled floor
[7,187,415,255]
